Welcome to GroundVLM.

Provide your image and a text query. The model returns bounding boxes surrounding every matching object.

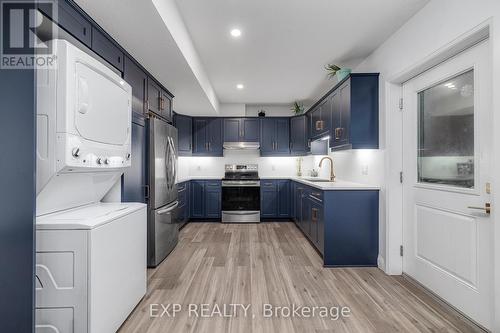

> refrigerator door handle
[168,137,177,185]
[165,137,171,189]
[157,201,179,215]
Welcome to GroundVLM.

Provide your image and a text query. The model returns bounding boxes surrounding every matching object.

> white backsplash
[178,148,384,186]
[178,150,314,179]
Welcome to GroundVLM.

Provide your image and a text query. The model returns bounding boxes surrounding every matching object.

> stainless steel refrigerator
[147,117,178,267]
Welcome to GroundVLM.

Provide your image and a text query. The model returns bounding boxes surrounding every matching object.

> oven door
[221,185,260,211]
[221,184,260,223]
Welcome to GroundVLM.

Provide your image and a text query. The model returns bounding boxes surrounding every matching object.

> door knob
[468,203,491,214]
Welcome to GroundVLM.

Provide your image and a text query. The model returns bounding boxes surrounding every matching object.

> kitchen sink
[303,178,333,183]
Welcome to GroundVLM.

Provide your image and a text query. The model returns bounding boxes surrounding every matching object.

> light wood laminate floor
[119,222,483,333]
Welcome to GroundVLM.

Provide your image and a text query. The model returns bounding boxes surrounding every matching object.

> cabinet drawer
[308,190,323,203]
[261,180,276,189]
[205,180,221,188]
[91,27,124,71]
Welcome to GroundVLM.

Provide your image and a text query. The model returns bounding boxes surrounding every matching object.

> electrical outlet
[361,164,369,175]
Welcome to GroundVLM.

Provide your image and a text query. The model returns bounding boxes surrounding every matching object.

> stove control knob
[104,158,110,165]
[71,147,80,158]
[96,157,103,165]
[126,153,131,160]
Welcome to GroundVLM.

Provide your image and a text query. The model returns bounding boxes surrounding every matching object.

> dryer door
[74,62,130,145]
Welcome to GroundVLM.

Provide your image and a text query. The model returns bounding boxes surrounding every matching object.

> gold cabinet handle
[335,127,344,140]
[315,120,324,131]
[468,203,491,214]
[312,208,318,222]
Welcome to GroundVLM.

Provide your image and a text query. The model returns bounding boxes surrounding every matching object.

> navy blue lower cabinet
[323,190,379,267]
[277,180,290,217]
[190,180,221,219]
[291,182,378,266]
[177,181,190,226]
[260,180,278,218]
[260,179,291,219]
[190,180,205,218]
[205,181,221,218]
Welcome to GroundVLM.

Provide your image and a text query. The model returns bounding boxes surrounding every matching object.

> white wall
[245,104,294,117]
[219,103,246,116]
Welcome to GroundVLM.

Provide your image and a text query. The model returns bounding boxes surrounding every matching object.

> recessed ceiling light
[230,28,242,38]
[236,84,244,90]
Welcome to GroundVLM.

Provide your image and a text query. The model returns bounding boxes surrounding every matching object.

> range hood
[223,142,260,150]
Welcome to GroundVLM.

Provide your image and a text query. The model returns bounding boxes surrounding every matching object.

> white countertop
[288,177,380,190]
[176,176,222,183]
[177,176,378,190]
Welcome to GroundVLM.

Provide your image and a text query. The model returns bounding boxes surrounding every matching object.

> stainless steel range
[221,164,260,223]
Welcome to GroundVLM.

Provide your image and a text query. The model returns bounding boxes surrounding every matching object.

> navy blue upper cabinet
[306,73,379,151]
[147,78,173,122]
[330,80,351,149]
[349,74,379,149]
[223,118,240,142]
[147,78,161,115]
[242,118,259,141]
[39,0,92,48]
[193,118,223,156]
[208,118,223,155]
[290,116,308,155]
[310,98,331,139]
[91,27,123,72]
[174,114,192,156]
[223,118,260,142]
[122,115,147,204]
[123,57,146,117]
[260,118,290,156]
[160,90,173,123]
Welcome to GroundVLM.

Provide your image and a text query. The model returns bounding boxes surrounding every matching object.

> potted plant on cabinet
[291,101,305,115]
[325,63,351,82]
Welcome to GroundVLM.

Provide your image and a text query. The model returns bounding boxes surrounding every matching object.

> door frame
[385,20,500,330]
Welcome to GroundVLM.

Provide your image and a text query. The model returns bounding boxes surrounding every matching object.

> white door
[402,40,493,329]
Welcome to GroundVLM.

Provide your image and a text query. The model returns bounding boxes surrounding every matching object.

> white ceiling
[75,0,429,116]
[75,0,219,116]
[175,0,430,105]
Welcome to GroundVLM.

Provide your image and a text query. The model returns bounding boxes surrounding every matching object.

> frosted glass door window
[417,70,474,188]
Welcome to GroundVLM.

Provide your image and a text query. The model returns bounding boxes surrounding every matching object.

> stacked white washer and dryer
[35,40,147,333]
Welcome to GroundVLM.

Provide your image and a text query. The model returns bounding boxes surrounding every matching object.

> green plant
[325,64,341,79]
[291,101,304,115]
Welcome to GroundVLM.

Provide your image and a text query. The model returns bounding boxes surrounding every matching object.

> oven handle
[222,211,260,215]
[222,181,260,187]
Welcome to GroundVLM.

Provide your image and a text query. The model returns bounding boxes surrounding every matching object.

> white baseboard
[377,255,386,272]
